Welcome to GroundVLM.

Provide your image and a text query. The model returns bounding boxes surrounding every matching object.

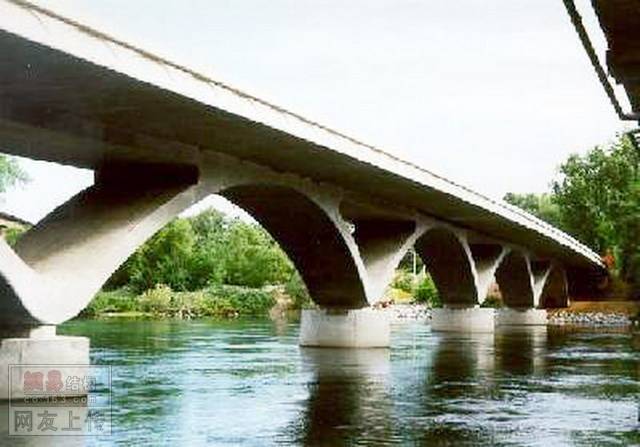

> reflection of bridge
[0,1,607,393]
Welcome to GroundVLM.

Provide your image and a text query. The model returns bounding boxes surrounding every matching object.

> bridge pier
[495,308,547,326]
[0,325,89,399]
[430,306,495,332]
[299,308,390,348]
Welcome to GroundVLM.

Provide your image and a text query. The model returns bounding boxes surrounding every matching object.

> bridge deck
[0,0,602,269]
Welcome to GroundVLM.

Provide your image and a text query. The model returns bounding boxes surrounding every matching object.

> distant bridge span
[0,1,603,352]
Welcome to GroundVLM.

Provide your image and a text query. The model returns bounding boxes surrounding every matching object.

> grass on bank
[80,280,311,319]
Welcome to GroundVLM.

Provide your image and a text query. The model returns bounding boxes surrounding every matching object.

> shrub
[222,222,294,288]
[391,270,415,294]
[413,274,441,307]
[138,284,173,314]
[284,273,312,309]
[386,287,413,303]
[204,285,276,316]
[481,294,503,308]
[81,287,138,317]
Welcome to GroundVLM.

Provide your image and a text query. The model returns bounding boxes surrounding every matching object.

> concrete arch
[538,265,569,308]
[468,243,508,304]
[349,218,426,304]
[414,228,478,306]
[2,163,202,326]
[0,155,378,328]
[221,184,369,308]
[495,251,535,308]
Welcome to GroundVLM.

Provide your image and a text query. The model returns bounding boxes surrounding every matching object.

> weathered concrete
[0,326,89,399]
[495,308,547,326]
[299,309,390,348]
[430,306,496,332]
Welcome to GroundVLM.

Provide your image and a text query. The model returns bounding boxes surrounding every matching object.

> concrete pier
[0,326,89,399]
[496,308,547,326]
[430,306,496,332]
[299,308,390,348]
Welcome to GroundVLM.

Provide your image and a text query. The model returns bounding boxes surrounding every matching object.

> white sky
[0,0,633,224]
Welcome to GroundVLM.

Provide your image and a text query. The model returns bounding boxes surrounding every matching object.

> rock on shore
[376,303,432,322]
[548,310,631,326]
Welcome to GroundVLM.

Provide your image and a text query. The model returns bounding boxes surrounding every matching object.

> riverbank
[548,301,639,327]
[82,286,639,329]
[548,310,632,326]
[376,303,432,322]
[82,284,293,319]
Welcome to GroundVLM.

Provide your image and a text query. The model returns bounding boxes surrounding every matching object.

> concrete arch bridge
[0,0,605,395]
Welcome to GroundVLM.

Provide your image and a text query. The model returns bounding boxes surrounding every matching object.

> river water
[2,319,638,446]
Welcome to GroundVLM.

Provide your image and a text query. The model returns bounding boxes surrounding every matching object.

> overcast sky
[1,0,632,223]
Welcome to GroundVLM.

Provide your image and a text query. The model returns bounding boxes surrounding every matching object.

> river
[1,319,638,446]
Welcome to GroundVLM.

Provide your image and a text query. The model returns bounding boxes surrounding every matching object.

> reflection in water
[494,326,548,376]
[292,349,392,445]
[0,319,634,446]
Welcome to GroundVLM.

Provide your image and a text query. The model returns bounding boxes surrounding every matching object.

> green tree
[413,274,441,307]
[222,221,294,288]
[552,134,640,285]
[0,156,28,193]
[121,218,196,292]
[189,209,230,288]
[503,192,562,228]
[105,208,300,293]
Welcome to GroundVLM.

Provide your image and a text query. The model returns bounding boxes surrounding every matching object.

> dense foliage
[390,269,441,307]
[0,155,28,194]
[413,274,441,307]
[505,134,640,290]
[552,135,639,286]
[107,209,297,293]
[503,192,561,228]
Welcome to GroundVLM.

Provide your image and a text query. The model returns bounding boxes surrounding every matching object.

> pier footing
[299,308,390,348]
[0,326,90,399]
[496,308,547,326]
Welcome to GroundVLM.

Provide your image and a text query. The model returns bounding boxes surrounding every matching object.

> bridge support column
[0,326,89,399]
[430,306,495,332]
[299,308,390,348]
[495,308,547,326]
